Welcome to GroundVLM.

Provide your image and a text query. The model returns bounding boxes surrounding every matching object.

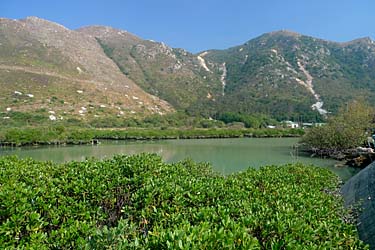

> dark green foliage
[140,113,224,128]
[0,155,367,249]
[215,112,277,128]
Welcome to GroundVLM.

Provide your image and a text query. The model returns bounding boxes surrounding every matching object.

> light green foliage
[302,100,374,151]
[0,154,367,249]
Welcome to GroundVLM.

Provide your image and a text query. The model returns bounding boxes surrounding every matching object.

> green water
[0,137,359,181]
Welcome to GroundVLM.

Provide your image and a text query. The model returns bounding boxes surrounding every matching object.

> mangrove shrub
[0,154,367,249]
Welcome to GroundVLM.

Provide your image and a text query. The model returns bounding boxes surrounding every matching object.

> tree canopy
[301,100,375,152]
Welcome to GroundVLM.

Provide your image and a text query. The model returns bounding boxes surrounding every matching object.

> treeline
[0,127,304,146]
[214,112,277,128]
[0,154,366,248]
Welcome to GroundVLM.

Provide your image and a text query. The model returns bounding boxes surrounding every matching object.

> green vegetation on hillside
[204,31,375,121]
[0,154,367,249]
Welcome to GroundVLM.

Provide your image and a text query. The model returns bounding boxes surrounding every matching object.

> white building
[283,121,299,129]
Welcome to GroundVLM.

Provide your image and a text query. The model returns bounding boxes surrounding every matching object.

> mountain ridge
[2,17,375,53]
[1,16,375,124]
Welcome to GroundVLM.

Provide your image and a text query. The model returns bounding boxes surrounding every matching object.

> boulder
[341,161,375,249]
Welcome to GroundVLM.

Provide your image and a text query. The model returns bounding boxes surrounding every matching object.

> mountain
[203,30,375,121]
[1,17,375,124]
[0,17,172,124]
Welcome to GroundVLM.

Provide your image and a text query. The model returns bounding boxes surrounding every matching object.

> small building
[283,121,299,129]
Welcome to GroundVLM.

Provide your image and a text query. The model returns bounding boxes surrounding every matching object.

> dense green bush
[302,100,374,152]
[0,126,94,145]
[214,112,277,128]
[0,154,367,249]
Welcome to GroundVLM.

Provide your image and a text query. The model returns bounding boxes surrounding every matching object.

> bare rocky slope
[0,17,172,124]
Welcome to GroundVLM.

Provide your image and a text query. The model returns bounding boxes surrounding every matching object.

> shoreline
[301,146,375,169]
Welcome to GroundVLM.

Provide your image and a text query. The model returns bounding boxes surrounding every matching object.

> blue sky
[1,0,374,53]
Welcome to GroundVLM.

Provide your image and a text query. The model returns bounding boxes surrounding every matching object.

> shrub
[302,100,374,152]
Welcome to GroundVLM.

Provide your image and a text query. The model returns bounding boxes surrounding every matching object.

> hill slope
[77,26,223,112]
[0,17,173,124]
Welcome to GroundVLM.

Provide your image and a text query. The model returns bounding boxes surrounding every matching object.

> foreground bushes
[0,154,367,249]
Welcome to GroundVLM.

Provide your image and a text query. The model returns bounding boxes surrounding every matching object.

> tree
[301,100,374,152]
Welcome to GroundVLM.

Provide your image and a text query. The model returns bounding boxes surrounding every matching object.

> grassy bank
[0,154,366,249]
[0,126,304,146]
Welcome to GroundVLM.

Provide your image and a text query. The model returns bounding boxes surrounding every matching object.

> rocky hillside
[203,30,375,121]
[1,17,375,124]
[0,17,173,124]
[77,26,223,111]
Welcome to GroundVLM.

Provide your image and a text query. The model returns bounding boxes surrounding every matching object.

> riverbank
[301,145,375,169]
[0,154,367,248]
[0,126,304,146]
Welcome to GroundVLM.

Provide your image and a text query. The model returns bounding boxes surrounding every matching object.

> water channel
[0,137,360,181]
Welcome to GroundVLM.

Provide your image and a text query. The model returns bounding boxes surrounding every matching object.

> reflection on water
[0,138,360,181]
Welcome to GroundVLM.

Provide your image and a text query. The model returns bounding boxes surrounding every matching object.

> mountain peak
[22,16,69,30]
[78,25,126,34]
[77,25,142,43]
[0,17,73,34]
[343,37,374,46]
[268,30,302,38]
[24,16,44,21]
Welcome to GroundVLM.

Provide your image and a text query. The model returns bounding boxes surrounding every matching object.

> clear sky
[1,0,374,53]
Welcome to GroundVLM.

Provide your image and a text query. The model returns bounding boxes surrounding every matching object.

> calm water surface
[0,138,359,181]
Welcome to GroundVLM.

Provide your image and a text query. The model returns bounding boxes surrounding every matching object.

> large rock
[341,161,375,249]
